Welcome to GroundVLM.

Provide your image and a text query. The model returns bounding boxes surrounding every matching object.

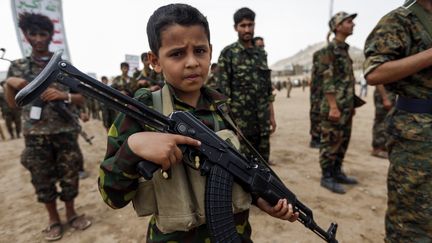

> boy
[99,4,297,242]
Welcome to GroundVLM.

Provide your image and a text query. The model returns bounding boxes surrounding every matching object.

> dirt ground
[0,86,388,243]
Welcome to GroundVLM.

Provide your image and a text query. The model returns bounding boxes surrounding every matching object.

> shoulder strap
[151,85,174,115]
[405,1,432,45]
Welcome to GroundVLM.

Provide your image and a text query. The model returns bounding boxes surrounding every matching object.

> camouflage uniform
[0,91,22,139]
[309,48,326,144]
[319,39,355,175]
[132,67,164,94]
[214,41,273,162]
[364,5,432,242]
[7,55,81,203]
[86,97,100,120]
[372,88,396,150]
[111,75,134,96]
[99,85,252,242]
[101,102,117,130]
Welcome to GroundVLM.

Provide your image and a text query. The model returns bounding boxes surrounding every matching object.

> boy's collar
[164,83,228,110]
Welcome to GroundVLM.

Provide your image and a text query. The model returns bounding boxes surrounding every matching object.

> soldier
[112,62,134,96]
[4,12,91,241]
[205,63,219,89]
[371,85,396,159]
[364,0,432,241]
[214,7,276,165]
[286,77,293,98]
[100,76,117,131]
[309,48,326,148]
[132,52,163,93]
[319,12,359,194]
[0,81,22,139]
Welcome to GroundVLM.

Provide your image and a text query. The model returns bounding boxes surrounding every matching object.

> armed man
[318,12,359,194]
[214,7,276,165]
[364,0,432,241]
[4,12,91,241]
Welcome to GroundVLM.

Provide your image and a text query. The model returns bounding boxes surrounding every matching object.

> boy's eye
[195,48,207,54]
[169,51,183,57]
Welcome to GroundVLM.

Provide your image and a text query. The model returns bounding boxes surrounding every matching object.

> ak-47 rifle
[15,51,338,243]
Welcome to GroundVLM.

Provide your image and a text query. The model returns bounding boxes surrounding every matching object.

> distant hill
[270,41,364,71]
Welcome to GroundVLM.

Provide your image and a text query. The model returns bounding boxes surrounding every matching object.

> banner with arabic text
[11,0,71,60]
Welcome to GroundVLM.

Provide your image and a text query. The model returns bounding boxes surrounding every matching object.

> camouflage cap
[328,11,357,31]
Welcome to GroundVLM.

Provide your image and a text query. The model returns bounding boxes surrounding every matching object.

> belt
[396,96,432,114]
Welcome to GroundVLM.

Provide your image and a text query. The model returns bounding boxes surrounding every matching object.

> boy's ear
[147,51,162,73]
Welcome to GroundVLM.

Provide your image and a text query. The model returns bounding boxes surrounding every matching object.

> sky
[0,0,402,78]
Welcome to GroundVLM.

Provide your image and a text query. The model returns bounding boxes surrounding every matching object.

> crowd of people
[1,1,431,242]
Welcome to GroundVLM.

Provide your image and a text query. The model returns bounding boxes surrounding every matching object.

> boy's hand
[256,198,299,222]
[128,132,201,170]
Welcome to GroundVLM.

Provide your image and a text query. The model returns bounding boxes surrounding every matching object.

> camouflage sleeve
[98,88,153,209]
[214,48,232,97]
[262,53,273,102]
[363,12,408,76]
[321,47,336,94]
[6,60,23,79]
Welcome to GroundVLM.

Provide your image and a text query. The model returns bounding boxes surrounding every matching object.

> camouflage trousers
[3,109,21,138]
[101,106,118,130]
[372,89,394,150]
[241,133,270,163]
[21,133,81,203]
[146,210,252,243]
[309,105,321,142]
[385,136,432,242]
[319,115,352,172]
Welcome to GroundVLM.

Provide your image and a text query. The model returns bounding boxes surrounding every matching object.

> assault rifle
[15,51,338,243]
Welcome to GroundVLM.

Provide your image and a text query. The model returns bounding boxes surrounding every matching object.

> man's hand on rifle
[128,132,201,171]
[40,87,68,102]
[256,198,299,222]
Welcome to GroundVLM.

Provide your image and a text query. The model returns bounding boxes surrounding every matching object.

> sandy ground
[0,86,388,243]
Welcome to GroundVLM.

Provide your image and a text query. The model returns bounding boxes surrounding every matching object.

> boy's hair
[234,7,255,26]
[210,63,218,70]
[141,52,148,62]
[101,76,108,80]
[18,12,54,34]
[120,62,129,69]
[253,36,263,42]
[147,4,210,56]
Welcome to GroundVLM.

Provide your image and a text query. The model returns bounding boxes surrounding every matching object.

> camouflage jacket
[132,67,164,91]
[320,39,356,115]
[214,41,273,136]
[99,84,234,208]
[98,84,251,239]
[310,48,327,104]
[364,6,432,141]
[7,55,78,135]
[111,75,134,96]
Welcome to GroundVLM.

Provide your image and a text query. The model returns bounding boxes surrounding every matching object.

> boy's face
[235,19,255,43]
[24,29,52,53]
[149,24,211,96]
[121,65,129,75]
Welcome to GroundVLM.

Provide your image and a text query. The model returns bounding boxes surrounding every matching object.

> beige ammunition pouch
[132,85,251,233]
